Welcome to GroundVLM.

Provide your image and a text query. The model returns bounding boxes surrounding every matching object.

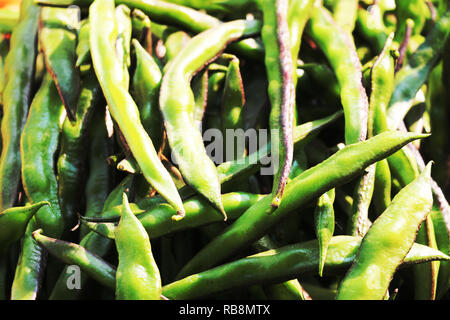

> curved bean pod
[159,19,261,220]
[89,0,185,217]
[336,163,433,300]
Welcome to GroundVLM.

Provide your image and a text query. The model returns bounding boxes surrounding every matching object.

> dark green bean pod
[387,8,450,130]
[90,0,185,217]
[0,201,49,253]
[163,235,450,300]
[336,163,433,300]
[10,218,46,300]
[57,67,103,231]
[83,112,342,222]
[155,0,256,14]
[192,68,208,132]
[115,193,161,300]
[159,19,261,220]
[221,55,246,161]
[20,73,65,238]
[39,6,80,122]
[176,131,429,278]
[0,0,40,211]
[130,39,164,151]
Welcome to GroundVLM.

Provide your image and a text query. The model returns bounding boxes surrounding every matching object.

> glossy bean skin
[337,163,433,300]
[20,73,65,238]
[115,194,161,300]
[0,0,40,211]
[387,8,450,130]
[176,131,429,278]
[159,19,261,219]
[89,0,185,217]
[306,5,369,145]
[83,192,265,240]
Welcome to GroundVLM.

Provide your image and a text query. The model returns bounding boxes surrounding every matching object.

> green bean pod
[115,4,132,86]
[314,189,335,277]
[0,34,10,109]
[176,131,429,278]
[57,67,103,231]
[39,6,80,122]
[76,19,91,68]
[330,0,358,34]
[336,163,433,300]
[84,111,342,222]
[163,235,450,299]
[221,55,246,161]
[32,229,116,290]
[89,0,185,217]
[10,218,46,300]
[130,39,164,151]
[0,201,49,253]
[306,5,369,145]
[82,192,265,240]
[368,33,396,216]
[115,193,161,300]
[159,19,261,220]
[0,0,40,211]
[20,73,65,238]
[35,234,449,300]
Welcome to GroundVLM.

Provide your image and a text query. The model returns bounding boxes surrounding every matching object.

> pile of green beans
[0,0,449,301]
